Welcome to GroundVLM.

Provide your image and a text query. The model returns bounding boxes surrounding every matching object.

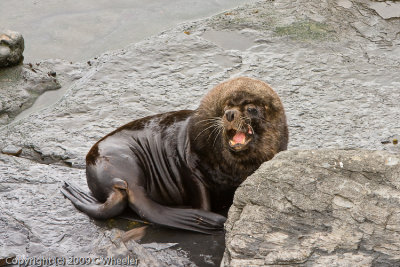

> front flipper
[61,179,128,220]
[127,186,226,234]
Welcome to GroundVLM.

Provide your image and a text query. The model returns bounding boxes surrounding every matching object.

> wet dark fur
[62,77,288,234]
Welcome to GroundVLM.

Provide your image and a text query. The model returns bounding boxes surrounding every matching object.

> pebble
[2,145,22,156]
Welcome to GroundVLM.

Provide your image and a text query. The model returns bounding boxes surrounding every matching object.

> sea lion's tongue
[233,132,246,144]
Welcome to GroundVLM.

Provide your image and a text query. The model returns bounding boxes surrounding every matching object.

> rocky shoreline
[1,0,399,266]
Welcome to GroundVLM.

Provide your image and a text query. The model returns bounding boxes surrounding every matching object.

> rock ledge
[223,149,400,266]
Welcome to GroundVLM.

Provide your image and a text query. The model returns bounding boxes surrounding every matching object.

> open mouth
[227,124,253,151]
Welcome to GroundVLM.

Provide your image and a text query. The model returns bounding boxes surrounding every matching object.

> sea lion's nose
[225,110,236,122]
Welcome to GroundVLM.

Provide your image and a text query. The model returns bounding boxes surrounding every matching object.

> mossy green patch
[275,21,334,40]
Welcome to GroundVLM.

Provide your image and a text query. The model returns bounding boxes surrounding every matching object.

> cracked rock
[222,150,400,267]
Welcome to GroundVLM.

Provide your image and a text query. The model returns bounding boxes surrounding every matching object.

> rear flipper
[62,181,226,234]
[61,179,128,220]
[127,186,226,234]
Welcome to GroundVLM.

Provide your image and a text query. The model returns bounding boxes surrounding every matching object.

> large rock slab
[223,150,400,266]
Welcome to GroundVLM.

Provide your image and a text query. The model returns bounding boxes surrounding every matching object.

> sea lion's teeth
[229,140,236,146]
[248,125,253,135]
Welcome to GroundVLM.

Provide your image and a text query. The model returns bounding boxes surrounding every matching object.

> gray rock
[0,30,24,67]
[1,144,22,156]
[0,59,86,126]
[369,1,400,19]
[222,150,400,266]
[0,154,193,267]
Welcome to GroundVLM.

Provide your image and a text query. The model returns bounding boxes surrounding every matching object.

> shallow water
[202,30,256,51]
[140,227,225,267]
[14,84,68,121]
[96,213,227,266]
[0,0,256,63]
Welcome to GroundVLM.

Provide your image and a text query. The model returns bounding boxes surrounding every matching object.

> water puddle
[369,1,400,19]
[14,85,69,121]
[140,227,225,266]
[99,214,226,266]
[0,0,257,63]
[202,30,256,51]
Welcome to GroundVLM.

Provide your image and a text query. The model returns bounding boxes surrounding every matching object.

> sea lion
[62,77,288,234]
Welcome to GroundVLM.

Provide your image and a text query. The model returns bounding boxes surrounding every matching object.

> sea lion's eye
[247,107,258,115]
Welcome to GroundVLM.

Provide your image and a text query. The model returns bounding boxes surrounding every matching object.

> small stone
[2,145,22,156]
[0,30,24,68]
[0,114,8,125]
[48,71,57,77]
[337,0,352,9]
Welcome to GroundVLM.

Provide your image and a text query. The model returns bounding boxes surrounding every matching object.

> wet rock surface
[0,60,85,126]
[0,153,196,266]
[222,150,400,266]
[0,30,24,67]
[0,0,399,266]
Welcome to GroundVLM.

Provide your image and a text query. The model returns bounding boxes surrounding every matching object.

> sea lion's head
[189,77,288,181]
[221,90,266,152]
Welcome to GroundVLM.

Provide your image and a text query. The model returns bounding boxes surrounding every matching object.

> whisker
[194,124,219,141]
[212,126,223,148]
[197,121,221,128]
[238,120,244,132]
[195,117,222,125]
[208,123,221,141]
[193,116,224,141]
